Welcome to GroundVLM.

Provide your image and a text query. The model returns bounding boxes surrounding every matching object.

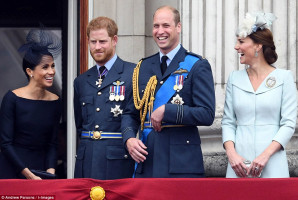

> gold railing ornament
[132,60,157,130]
[90,186,105,200]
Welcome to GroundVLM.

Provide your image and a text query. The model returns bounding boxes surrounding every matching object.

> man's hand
[151,105,165,132]
[126,138,148,163]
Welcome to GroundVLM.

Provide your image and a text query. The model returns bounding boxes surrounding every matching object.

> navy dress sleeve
[0,91,25,172]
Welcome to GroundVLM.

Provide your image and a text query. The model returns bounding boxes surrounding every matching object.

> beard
[90,48,114,65]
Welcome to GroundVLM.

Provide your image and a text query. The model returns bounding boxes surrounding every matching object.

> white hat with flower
[237,12,277,38]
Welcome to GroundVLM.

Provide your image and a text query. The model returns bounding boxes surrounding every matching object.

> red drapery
[0,178,297,200]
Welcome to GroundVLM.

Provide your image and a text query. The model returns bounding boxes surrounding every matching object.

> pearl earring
[30,74,33,78]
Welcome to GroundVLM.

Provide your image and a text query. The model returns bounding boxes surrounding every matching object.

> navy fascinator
[18,27,62,66]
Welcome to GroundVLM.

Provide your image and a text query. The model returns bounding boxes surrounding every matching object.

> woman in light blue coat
[222,12,297,178]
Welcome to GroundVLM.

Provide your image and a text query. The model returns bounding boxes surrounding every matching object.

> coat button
[96,108,100,112]
[95,125,99,129]
[186,140,190,144]
[97,92,102,96]
[124,154,128,159]
[82,102,85,106]
[160,81,164,84]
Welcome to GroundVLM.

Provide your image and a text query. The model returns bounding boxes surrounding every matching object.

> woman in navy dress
[0,29,61,179]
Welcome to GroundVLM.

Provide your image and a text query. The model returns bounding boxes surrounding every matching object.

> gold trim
[132,60,157,130]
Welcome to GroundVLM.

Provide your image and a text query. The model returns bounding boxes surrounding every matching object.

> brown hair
[154,6,180,26]
[87,16,118,38]
[248,28,278,64]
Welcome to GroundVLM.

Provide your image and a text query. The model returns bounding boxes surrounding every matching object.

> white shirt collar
[159,44,181,66]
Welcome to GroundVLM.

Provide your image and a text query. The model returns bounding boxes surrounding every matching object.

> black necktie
[160,55,168,75]
[98,66,107,80]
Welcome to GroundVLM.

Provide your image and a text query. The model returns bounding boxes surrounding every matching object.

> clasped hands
[229,153,264,178]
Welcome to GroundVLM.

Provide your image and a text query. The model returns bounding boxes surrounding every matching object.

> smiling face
[27,55,55,88]
[88,28,117,66]
[234,37,261,65]
[152,7,181,55]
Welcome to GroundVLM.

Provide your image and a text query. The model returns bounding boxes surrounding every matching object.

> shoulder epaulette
[139,52,159,62]
[186,50,206,60]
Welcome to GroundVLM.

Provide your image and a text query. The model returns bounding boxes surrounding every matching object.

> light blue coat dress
[222,68,297,178]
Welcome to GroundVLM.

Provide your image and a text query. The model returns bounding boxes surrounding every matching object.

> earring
[255,51,258,57]
[30,74,33,78]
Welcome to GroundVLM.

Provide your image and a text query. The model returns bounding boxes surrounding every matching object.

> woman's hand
[227,150,248,177]
[247,153,269,177]
[46,168,55,175]
[21,168,42,180]
[224,141,248,177]
[247,141,282,177]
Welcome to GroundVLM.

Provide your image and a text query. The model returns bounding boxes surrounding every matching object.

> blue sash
[141,54,200,143]
[133,54,199,177]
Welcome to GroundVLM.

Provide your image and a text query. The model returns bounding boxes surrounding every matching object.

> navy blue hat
[18,27,62,66]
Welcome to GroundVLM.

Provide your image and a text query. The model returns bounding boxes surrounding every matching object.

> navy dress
[0,90,61,179]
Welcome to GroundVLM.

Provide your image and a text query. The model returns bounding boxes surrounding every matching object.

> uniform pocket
[74,144,86,178]
[106,145,134,179]
[169,133,204,174]
[80,96,94,124]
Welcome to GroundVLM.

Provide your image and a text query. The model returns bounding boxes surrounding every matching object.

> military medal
[96,79,103,88]
[171,94,184,105]
[113,81,124,102]
[111,105,123,117]
[96,67,108,88]
[109,86,115,101]
[115,85,120,101]
[265,77,276,88]
[119,86,125,101]
[173,75,179,91]
[178,75,184,90]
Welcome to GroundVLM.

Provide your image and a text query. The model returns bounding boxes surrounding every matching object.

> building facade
[63,0,297,178]
[0,0,296,178]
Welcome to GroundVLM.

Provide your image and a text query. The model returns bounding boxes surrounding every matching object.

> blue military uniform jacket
[122,46,215,178]
[74,57,135,179]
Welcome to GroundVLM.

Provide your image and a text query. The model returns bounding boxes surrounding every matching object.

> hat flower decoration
[237,12,277,38]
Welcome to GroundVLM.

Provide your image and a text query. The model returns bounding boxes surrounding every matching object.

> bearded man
[73,16,135,180]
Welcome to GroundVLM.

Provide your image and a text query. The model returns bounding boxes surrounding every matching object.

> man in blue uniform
[74,17,135,179]
[122,6,215,178]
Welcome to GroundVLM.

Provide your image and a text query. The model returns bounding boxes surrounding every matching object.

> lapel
[98,57,123,91]
[232,69,255,93]
[232,68,283,94]
[86,65,100,89]
[255,69,283,94]
[162,47,187,79]
[149,54,163,80]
